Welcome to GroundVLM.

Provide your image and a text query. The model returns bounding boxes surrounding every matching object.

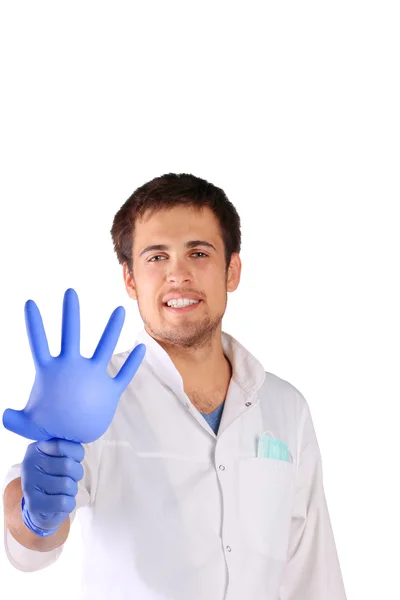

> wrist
[20,496,60,538]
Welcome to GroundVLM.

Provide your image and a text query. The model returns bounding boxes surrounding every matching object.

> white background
[0,2,399,598]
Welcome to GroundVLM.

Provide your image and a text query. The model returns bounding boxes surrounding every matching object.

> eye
[148,252,207,262]
[148,255,165,262]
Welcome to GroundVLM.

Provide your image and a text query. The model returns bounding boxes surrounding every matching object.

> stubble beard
[138,298,227,351]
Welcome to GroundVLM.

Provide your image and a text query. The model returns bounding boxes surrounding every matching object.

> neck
[149,329,232,390]
[178,353,232,392]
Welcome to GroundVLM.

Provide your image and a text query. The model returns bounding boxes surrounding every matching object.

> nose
[166,258,193,284]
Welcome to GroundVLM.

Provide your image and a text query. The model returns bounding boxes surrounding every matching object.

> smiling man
[121,201,239,415]
[2,173,347,600]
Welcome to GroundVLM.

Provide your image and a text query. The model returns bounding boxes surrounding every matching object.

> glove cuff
[21,496,60,538]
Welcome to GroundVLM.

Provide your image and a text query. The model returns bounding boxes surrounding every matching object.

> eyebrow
[139,240,217,257]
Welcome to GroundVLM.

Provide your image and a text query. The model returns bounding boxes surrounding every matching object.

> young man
[2,173,347,599]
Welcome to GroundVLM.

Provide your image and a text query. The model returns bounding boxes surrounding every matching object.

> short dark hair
[110,173,241,273]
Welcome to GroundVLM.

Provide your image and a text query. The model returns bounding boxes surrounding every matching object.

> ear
[123,263,138,300]
[226,253,241,293]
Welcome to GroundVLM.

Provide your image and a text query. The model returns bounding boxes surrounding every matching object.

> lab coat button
[226,546,232,552]
[218,465,225,470]
[245,402,252,407]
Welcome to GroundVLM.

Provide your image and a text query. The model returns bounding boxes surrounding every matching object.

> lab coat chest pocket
[237,457,295,561]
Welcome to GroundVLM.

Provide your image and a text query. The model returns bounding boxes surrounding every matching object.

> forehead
[134,205,222,245]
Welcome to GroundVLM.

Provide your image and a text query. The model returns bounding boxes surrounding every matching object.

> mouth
[163,300,202,313]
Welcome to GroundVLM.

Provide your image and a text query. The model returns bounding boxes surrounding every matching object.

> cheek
[136,266,163,287]
[136,271,164,306]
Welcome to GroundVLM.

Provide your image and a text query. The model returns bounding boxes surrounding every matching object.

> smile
[163,300,202,313]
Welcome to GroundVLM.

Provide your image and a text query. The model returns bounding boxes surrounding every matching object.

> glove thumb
[2,409,47,441]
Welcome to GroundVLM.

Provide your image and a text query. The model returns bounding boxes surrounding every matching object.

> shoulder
[260,370,311,420]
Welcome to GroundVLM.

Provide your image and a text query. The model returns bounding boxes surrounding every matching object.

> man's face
[123,205,241,348]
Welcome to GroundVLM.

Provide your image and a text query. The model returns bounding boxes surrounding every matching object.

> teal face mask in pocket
[257,431,291,462]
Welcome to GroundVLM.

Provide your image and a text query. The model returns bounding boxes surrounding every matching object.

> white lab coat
[2,327,347,599]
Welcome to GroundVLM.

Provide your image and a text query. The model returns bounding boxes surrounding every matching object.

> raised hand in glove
[2,288,146,443]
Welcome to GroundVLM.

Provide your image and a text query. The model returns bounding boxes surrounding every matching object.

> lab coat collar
[134,327,266,402]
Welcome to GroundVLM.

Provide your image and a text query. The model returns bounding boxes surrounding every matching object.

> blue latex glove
[20,438,85,535]
[2,288,146,443]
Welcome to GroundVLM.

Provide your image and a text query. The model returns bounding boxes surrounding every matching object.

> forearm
[3,477,70,552]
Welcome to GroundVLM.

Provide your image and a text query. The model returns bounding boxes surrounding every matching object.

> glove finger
[29,453,84,482]
[35,439,85,464]
[26,470,78,497]
[27,455,84,485]
[60,288,80,356]
[24,299,51,368]
[2,409,48,441]
[113,343,146,391]
[27,488,76,515]
[91,306,125,364]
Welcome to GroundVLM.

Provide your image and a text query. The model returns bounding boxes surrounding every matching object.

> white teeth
[167,298,200,308]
